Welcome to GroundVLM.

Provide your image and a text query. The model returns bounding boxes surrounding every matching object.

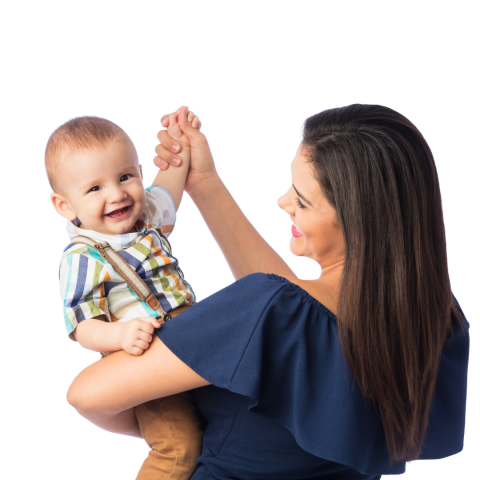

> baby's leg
[135,392,204,480]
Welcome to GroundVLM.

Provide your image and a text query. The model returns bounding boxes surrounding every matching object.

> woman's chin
[290,237,304,256]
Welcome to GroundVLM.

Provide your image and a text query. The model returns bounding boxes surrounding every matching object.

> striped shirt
[59,185,196,339]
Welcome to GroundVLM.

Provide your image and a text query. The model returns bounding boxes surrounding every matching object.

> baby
[46,107,204,480]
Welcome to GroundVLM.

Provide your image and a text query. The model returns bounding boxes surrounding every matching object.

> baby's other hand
[119,317,160,355]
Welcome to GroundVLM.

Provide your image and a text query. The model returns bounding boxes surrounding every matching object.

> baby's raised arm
[151,106,200,210]
[154,115,296,280]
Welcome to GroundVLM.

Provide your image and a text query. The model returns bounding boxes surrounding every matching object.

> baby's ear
[51,192,77,221]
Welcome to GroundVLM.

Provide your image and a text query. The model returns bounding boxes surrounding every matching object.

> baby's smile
[51,138,147,236]
[104,205,133,220]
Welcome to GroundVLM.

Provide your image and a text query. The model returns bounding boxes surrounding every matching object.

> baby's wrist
[175,145,191,163]
[112,322,126,351]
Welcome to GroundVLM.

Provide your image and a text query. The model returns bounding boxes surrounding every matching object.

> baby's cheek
[82,199,102,224]
[136,188,147,210]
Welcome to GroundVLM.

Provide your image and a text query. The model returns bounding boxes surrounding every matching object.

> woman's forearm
[189,174,296,280]
[67,336,209,433]
[76,405,142,438]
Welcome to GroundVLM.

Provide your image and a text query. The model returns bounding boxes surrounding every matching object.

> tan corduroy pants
[134,306,204,480]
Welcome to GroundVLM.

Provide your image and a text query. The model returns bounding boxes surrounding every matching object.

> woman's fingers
[177,110,204,141]
[154,157,168,170]
[154,145,182,170]
[187,111,201,129]
[155,132,182,166]
[156,129,181,153]
[161,110,192,130]
[178,106,189,127]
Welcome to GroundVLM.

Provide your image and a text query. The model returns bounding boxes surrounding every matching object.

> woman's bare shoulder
[276,275,338,317]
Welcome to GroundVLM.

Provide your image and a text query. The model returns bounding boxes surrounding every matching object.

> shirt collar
[66,212,153,250]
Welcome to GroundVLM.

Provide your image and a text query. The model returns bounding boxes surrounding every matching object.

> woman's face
[278,145,345,270]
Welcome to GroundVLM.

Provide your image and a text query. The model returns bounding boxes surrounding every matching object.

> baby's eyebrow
[293,185,313,206]
[77,177,102,190]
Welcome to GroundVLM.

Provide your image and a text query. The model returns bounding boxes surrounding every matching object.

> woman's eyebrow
[292,185,313,206]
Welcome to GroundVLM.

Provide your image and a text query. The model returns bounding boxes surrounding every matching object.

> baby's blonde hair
[45,116,132,192]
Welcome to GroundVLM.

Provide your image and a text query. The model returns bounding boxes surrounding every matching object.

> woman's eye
[89,186,101,192]
[120,174,132,182]
[296,198,307,209]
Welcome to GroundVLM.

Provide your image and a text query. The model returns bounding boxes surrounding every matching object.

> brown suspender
[72,235,172,322]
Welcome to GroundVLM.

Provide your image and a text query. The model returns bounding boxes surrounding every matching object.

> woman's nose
[278,190,295,214]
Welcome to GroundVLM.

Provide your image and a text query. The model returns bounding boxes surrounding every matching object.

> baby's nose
[107,185,127,203]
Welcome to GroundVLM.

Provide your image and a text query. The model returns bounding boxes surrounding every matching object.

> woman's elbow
[66,371,104,416]
[66,378,84,409]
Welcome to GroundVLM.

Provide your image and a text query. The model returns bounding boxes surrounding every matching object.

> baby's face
[58,139,146,235]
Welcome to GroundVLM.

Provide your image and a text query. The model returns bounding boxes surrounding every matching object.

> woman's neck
[284,263,343,317]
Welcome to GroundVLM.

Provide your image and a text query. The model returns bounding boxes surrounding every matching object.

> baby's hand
[118,317,161,356]
[164,107,201,146]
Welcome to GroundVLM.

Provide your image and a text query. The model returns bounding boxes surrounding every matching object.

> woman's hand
[154,108,218,196]
[154,107,295,279]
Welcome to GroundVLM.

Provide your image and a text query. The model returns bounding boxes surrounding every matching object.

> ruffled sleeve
[156,273,469,476]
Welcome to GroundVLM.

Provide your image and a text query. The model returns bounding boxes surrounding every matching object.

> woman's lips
[292,224,304,238]
[105,206,131,221]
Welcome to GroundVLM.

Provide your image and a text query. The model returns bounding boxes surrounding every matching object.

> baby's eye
[120,174,132,182]
[89,186,101,192]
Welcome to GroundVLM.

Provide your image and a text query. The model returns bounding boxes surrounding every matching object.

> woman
[67,104,469,479]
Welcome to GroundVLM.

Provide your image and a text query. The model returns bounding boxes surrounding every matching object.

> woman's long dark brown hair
[302,104,463,463]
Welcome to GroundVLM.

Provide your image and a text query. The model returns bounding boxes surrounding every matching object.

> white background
[1,1,478,478]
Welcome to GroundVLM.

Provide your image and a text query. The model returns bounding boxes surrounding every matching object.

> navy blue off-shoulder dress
[156,273,469,479]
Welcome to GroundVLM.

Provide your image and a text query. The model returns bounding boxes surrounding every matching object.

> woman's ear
[51,193,77,221]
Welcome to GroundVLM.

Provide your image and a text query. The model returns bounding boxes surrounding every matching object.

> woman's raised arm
[155,111,295,280]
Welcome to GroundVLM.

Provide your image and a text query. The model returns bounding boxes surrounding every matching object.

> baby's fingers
[137,331,153,344]
[134,339,150,351]
[161,114,170,128]
[187,111,201,129]
[128,346,145,356]
[138,317,161,331]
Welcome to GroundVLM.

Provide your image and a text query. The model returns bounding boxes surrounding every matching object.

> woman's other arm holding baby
[67,335,209,438]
